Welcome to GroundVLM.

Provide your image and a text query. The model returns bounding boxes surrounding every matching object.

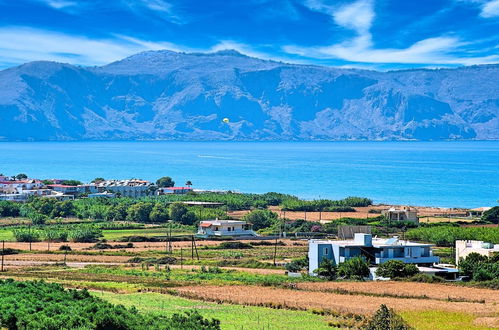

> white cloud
[121,0,185,24]
[32,0,80,13]
[288,0,499,65]
[333,0,374,33]
[0,27,300,69]
[0,27,187,67]
[481,0,499,17]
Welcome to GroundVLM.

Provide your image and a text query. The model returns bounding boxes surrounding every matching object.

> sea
[0,141,498,208]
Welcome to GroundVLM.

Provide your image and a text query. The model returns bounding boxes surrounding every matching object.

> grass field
[97,292,332,330]
[102,227,194,240]
[0,229,14,241]
[400,310,494,330]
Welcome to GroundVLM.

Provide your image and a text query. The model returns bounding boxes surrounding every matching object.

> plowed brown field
[175,285,499,317]
[296,281,499,304]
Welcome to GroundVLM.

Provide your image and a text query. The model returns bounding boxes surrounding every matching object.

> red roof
[0,181,31,184]
[166,187,193,190]
[47,184,77,188]
[200,223,212,227]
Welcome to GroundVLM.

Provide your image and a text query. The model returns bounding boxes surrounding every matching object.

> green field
[400,310,492,330]
[0,229,14,241]
[97,292,332,330]
[102,227,194,241]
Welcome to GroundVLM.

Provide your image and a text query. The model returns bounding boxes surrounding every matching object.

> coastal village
[0,173,497,328]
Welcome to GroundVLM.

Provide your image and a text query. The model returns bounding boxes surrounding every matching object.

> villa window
[323,247,329,255]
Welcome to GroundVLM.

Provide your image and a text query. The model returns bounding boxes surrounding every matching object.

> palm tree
[185,180,192,187]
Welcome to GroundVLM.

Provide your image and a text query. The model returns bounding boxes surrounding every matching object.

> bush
[285,257,308,273]
[217,241,253,249]
[405,273,445,283]
[243,209,278,230]
[12,228,40,242]
[58,245,72,251]
[376,260,419,279]
[67,225,102,243]
[365,304,412,330]
[315,257,337,280]
[0,248,19,255]
[338,257,370,280]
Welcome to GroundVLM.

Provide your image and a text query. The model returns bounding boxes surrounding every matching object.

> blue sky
[0,0,498,70]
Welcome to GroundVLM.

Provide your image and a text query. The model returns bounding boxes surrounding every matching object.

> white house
[197,220,257,238]
[455,240,499,265]
[308,233,440,276]
[93,179,154,198]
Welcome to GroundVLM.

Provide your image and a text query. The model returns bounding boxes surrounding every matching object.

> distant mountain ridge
[0,50,498,141]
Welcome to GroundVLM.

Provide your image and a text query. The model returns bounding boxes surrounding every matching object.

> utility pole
[192,236,199,260]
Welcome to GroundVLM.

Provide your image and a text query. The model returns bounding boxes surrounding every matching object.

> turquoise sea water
[0,141,498,208]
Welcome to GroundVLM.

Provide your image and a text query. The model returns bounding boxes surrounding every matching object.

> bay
[0,141,498,208]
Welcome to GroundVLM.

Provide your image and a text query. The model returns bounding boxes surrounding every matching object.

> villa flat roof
[200,220,247,225]
[311,238,433,247]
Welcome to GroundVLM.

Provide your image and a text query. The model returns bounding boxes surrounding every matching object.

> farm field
[295,281,499,303]
[97,292,332,330]
[1,246,498,329]
[173,284,498,316]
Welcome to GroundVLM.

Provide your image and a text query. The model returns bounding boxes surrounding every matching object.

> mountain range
[0,50,498,141]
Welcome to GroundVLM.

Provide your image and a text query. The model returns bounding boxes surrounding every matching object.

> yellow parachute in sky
[222,118,230,123]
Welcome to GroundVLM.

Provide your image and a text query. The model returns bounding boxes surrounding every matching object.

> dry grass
[296,281,499,304]
[1,239,305,252]
[174,285,499,317]
[230,205,472,222]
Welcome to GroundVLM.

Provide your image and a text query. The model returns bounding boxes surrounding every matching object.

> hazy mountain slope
[0,50,497,141]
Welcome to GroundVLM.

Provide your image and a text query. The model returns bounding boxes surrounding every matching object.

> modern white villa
[455,240,499,265]
[197,219,257,238]
[308,233,449,279]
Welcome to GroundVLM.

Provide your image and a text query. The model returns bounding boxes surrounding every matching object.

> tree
[376,260,419,279]
[459,252,489,277]
[150,204,170,223]
[92,177,105,183]
[170,203,196,225]
[51,200,75,218]
[61,180,82,186]
[482,206,499,224]
[459,252,499,281]
[126,202,154,223]
[15,173,28,180]
[105,204,128,221]
[366,304,412,330]
[338,256,370,279]
[315,257,337,280]
[185,180,192,187]
[242,209,278,230]
[156,176,175,188]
